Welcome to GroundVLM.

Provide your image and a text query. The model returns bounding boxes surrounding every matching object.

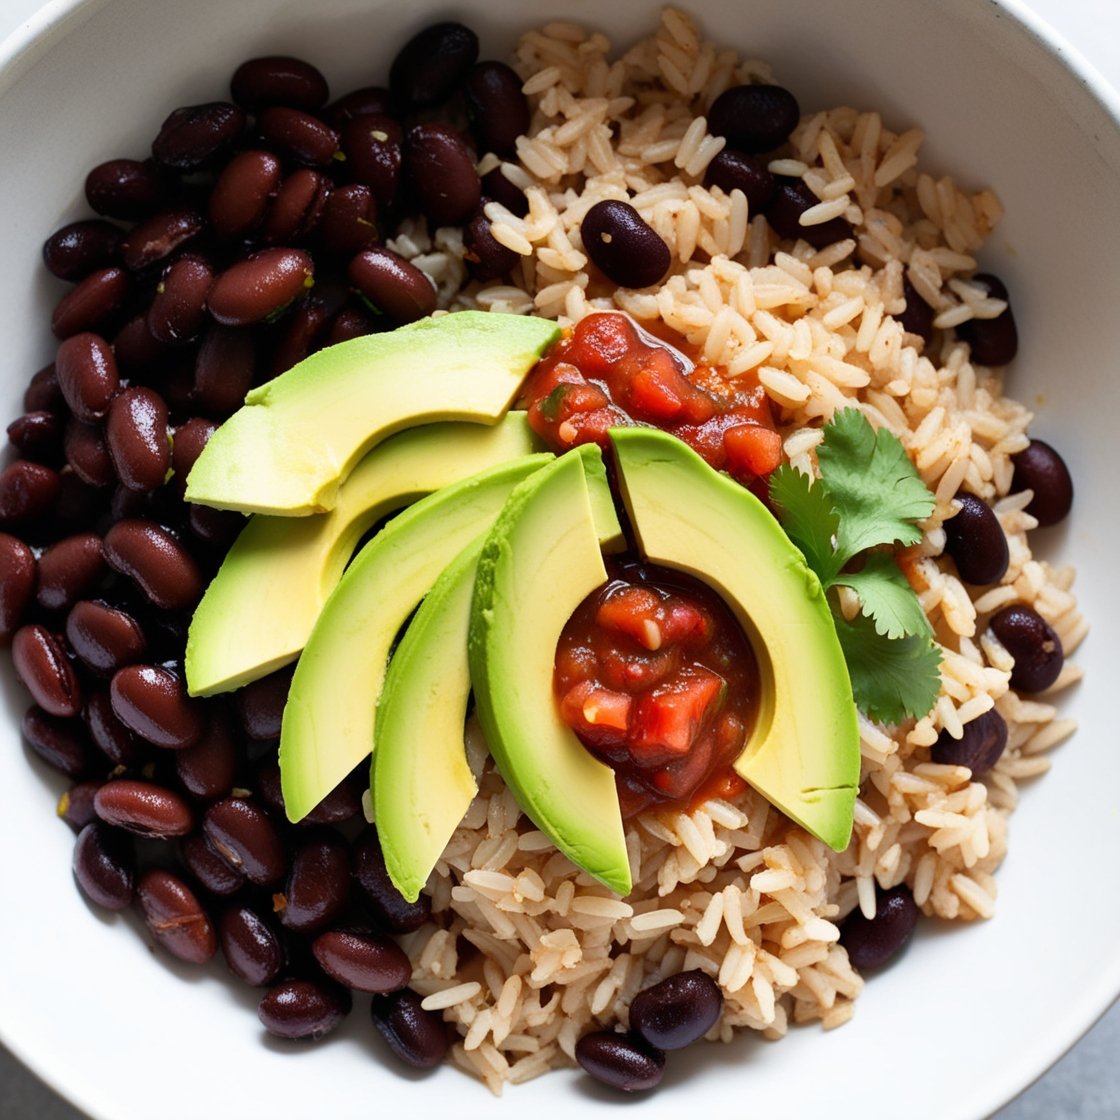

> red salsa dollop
[520,310,783,489]
[555,559,759,818]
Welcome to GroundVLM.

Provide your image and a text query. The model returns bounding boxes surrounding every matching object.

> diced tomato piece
[568,311,639,377]
[723,422,783,480]
[659,601,713,648]
[629,666,725,765]
[622,355,687,423]
[598,647,679,692]
[559,681,631,751]
[595,585,664,649]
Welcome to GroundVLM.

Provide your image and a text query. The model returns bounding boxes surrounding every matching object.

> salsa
[520,310,783,489]
[555,558,759,818]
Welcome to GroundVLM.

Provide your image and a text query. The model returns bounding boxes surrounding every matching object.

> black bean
[931,708,1009,776]
[106,387,171,493]
[204,796,287,886]
[323,303,379,346]
[0,460,62,526]
[340,114,403,215]
[261,169,330,244]
[51,267,130,339]
[704,147,777,211]
[260,978,351,1040]
[63,419,114,489]
[708,83,800,153]
[279,832,350,935]
[207,150,283,240]
[112,314,167,378]
[989,604,1064,693]
[13,626,82,717]
[151,102,245,170]
[955,273,1018,366]
[58,780,105,833]
[110,664,205,749]
[181,832,247,896]
[347,247,435,325]
[43,220,124,282]
[465,61,530,156]
[84,686,143,766]
[220,905,286,986]
[463,208,519,282]
[480,165,529,217]
[389,21,479,109]
[136,867,217,963]
[208,248,314,327]
[84,159,171,221]
[55,332,118,422]
[628,969,723,1050]
[8,411,65,466]
[22,705,91,777]
[0,533,36,640]
[352,826,431,933]
[66,600,146,674]
[231,56,330,113]
[575,1030,665,1092]
[102,519,203,611]
[148,257,214,345]
[73,822,135,910]
[193,327,256,419]
[187,504,245,549]
[765,179,853,249]
[175,714,238,801]
[120,209,205,272]
[312,929,412,993]
[1011,440,1073,527]
[24,364,65,413]
[94,778,194,837]
[581,199,671,289]
[36,532,106,612]
[323,86,392,127]
[316,184,378,259]
[898,276,935,347]
[943,493,1009,585]
[236,666,293,740]
[254,759,364,826]
[370,988,448,1068]
[840,884,919,971]
[51,474,104,538]
[405,123,481,228]
[257,107,340,167]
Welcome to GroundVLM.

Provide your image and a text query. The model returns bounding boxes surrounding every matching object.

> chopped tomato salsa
[555,558,757,817]
[520,311,782,488]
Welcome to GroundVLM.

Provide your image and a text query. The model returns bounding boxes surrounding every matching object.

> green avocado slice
[469,445,632,896]
[279,453,554,823]
[184,413,540,697]
[610,427,860,853]
[185,311,560,516]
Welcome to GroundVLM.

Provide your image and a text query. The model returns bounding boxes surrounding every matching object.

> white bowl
[1,1,1118,1118]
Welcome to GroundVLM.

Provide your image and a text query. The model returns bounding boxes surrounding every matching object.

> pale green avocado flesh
[468,444,632,896]
[184,413,540,697]
[610,427,860,853]
[184,311,560,516]
[279,453,554,824]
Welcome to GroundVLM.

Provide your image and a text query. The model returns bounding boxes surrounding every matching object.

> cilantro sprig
[769,409,941,725]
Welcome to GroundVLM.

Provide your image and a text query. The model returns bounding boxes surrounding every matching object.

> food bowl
[1,0,1118,1117]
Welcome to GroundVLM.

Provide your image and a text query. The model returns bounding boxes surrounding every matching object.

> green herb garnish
[769,408,942,725]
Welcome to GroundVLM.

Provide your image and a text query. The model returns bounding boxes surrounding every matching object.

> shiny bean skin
[575,1031,665,1093]
[955,274,1018,366]
[231,56,330,113]
[193,326,256,418]
[317,184,378,259]
[110,664,205,749]
[898,276,935,347]
[1011,439,1074,527]
[102,518,203,611]
[207,248,314,327]
[0,533,36,639]
[119,209,205,272]
[703,147,777,211]
[84,686,143,766]
[347,247,435,325]
[465,62,530,156]
[236,666,292,741]
[12,625,82,717]
[324,86,392,127]
[628,969,723,1050]
[204,796,287,886]
[8,411,65,466]
[312,930,412,994]
[43,220,124,282]
[323,303,378,346]
[208,150,283,240]
[463,208,518,283]
[175,715,238,801]
[148,257,214,345]
[254,759,364,827]
[279,832,350,934]
[220,905,286,986]
[352,827,431,932]
[259,978,351,1040]
[94,778,194,837]
[989,604,1064,693]
[406,123,481,228]
[261,169,330,244]
[106,387,171,493]
[389,21,478,108]
[943,493,1008,585]
[55,332,119,423]
[21,705,91,777]
[58,780,105,833]
[370,988,448,1067]
[171,416,219,486]
[151,102,245,171]
[480,165,528,217]
[581,199,671,289]
[765,179,854,249]
[708,83,800,153]
[51,266,130,339]
[840,884,920,971]
[84,159,171,221]
[257,107,340,167]
[73,822,135,910]
[931,708,1009,776]
[64,419,116,488]
[136,867,217,964]
[181,832,246,896]
[36,532,105,612]
[66,600,146,675]
[340,114,403,216]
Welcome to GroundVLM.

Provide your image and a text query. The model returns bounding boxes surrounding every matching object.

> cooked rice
[380,8,1084,1091]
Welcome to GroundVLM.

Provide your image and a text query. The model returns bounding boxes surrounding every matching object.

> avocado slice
[185,311,560,516]
[184,413,540,697]
[279,453,554,823]
[469,445,632,896]
[610,428,860,852]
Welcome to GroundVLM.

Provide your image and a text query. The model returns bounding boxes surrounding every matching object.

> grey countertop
[1,0,1118,1116]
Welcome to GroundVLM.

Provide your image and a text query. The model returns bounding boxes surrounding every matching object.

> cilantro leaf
[833,552,933,641]
[816,409,936,565]
[831,610,942,725]
[768,463,842,583]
